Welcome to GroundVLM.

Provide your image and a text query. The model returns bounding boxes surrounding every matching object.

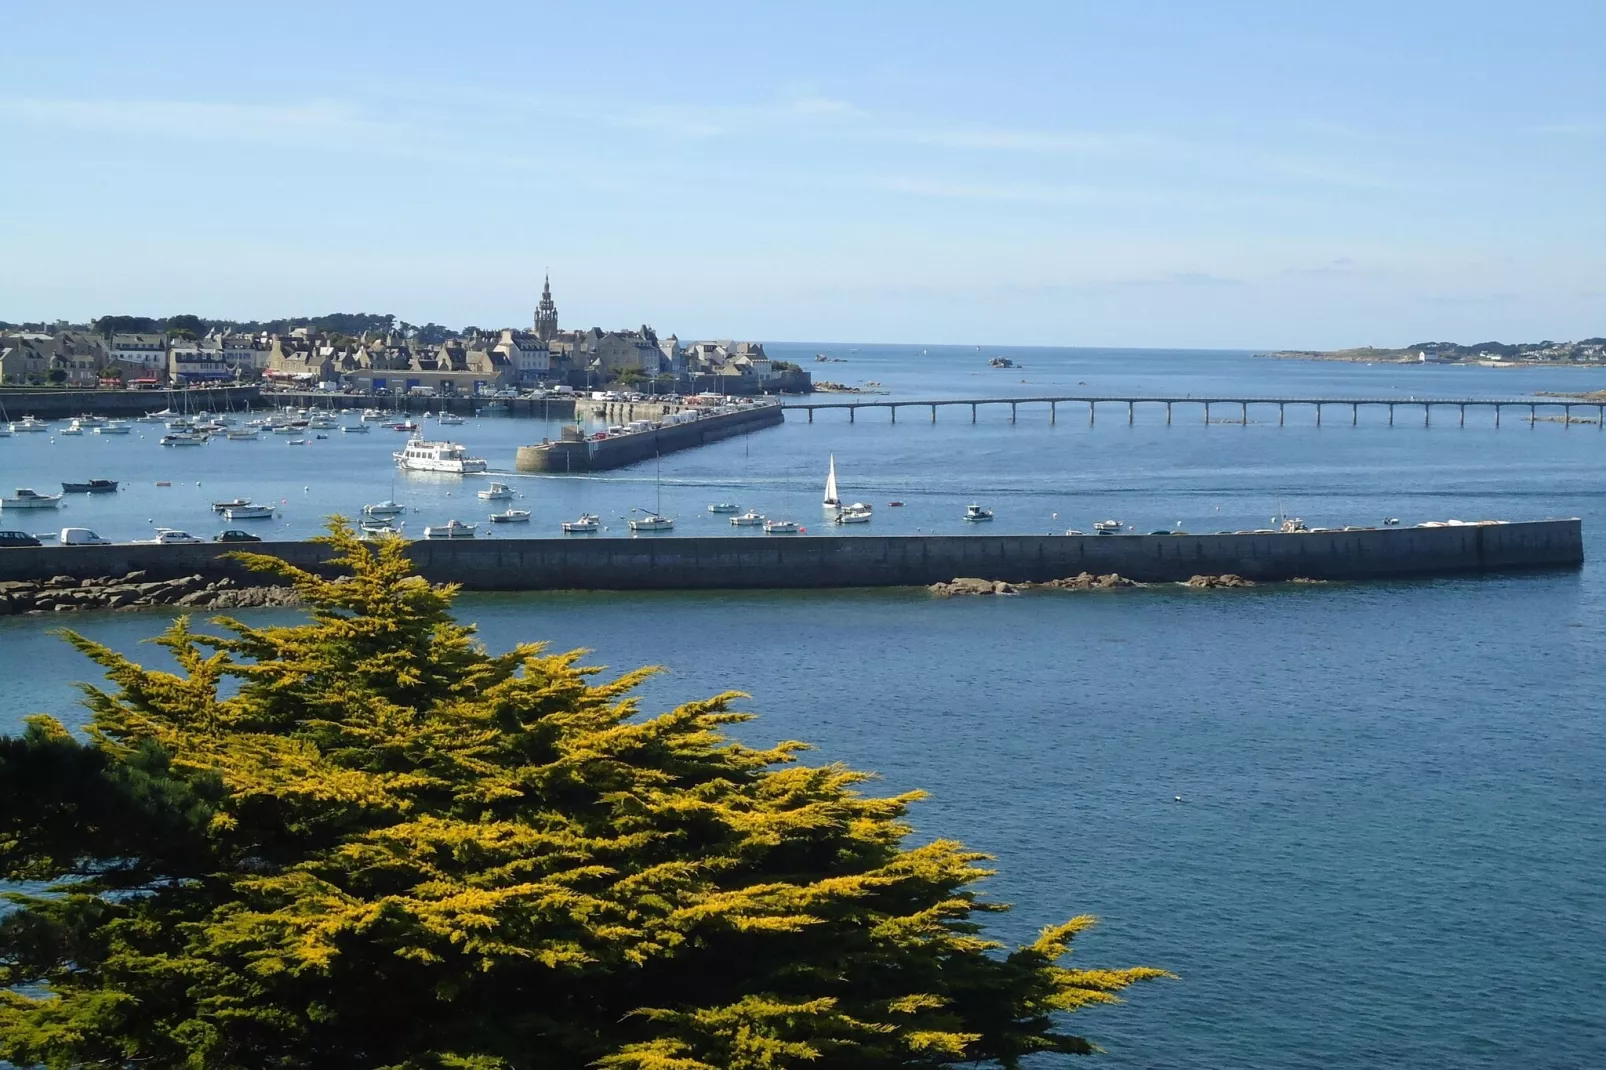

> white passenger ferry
[392,438,489,474]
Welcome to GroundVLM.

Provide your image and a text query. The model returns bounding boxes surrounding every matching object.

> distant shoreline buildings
[0,277,810,395]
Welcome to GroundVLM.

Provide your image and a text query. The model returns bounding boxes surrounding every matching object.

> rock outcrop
[0,571,302,616]
[929,577,1018,597]
[1183,574,1256,588]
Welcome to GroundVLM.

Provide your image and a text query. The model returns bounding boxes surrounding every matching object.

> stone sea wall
[0,521,1583,599]
[0,386,261,419]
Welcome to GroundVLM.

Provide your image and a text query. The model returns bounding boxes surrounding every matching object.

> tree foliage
[0,524,1164,1068]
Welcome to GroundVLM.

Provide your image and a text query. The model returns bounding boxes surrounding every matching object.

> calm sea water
[3,347,1605,1067]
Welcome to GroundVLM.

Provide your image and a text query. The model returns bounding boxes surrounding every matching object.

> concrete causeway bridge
[785,394,1606,428]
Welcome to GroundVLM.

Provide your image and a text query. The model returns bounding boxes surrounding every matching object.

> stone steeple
[534,274,559,343]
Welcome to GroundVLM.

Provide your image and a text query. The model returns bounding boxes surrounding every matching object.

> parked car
[214,529,263,543]
[0,530,42,547]
[137,529,203,545]
[59,527,112,545]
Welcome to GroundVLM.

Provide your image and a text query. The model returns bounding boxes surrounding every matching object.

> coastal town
[0,277,811,397]
[1263,338,1606,365]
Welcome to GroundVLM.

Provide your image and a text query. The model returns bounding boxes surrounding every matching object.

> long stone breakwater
[0,522,1582,606]
[515,400,783,472]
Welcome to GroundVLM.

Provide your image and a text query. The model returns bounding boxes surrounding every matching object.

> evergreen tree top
[0,522,1165,1068]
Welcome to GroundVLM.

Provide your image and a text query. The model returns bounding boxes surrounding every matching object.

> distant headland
[1260,338,1605,366]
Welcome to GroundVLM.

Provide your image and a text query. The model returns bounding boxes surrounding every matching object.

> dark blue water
[4,347,1606,1067]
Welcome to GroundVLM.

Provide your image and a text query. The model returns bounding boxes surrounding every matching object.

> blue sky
[1,1,1600,348]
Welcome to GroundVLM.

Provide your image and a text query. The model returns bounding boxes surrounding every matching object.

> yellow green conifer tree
[0,523,1164,1068]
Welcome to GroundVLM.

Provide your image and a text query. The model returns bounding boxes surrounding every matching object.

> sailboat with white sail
[823,454,840,512]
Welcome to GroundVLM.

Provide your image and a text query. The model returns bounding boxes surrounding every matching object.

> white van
[60,527,112,545]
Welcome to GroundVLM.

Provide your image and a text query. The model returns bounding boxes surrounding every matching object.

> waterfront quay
[515,398,783,473]
[0,521,1582,596]
[787,394,1606,427]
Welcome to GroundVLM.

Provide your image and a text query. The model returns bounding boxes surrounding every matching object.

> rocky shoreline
[0,571,302,616]
[929,573,1324,596]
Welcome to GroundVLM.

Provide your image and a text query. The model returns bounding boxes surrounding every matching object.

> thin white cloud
[875,176,1117,203]
[1528,121,1602,136]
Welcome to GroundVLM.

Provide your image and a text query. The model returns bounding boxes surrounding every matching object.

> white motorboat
[1093,519,1123,533]
[488,508,531,523]
[2,488,64,509]
[823,454,841,510]
[272,424,301,435]
[423,519,477,539]
[222,504,275,521]
[137,528,202,545]
[562,513,601,533]
[59,421,85,436]
[394,439,489,474]
[438,412,465,425]
[964,504,994,522]
[763,519,800,534]
[95,420,131,435]
[160,432,208,447]
[72,414,108,426]
[729,511,765,526]
[224,428,259,440]
[707,502,740,514]
[9,416,49,433]
[629,512,674,532]
[286,438,307,446]
[478,482,514,500]
[211,498,251,511]
[834,503,873,524]
[341,423,370,434]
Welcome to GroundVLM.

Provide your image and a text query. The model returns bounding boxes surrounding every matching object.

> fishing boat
[729,511,765,526]
[477,481,514,500]
[964,504,994,522]
[1094,519,1123,533]
[488,508,531,523]
[707,502,740,514]
[438,412,465,425]
[834,503,873,524]
[94,420,131,434]
[9,416,49,433]
[211,497,251,511]
[222,504,275,520]
[393,439,488,474]
[58,421,85,436]
[363,500,407,519]
[823,454,841,511]
[1,488,64,509]
[561,513,601,533]
[62,479,118,494]
[423,519,477,539]
[160,431,209,447]
[763,519,800,534]
[340,423,370,434]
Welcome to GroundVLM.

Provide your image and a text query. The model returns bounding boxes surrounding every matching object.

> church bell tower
[534,275,559,343]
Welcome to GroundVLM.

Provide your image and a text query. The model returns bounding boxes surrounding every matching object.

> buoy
[1175,795,1183,802]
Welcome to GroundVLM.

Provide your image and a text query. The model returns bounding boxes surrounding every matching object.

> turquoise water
[4,346,1606,1066]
